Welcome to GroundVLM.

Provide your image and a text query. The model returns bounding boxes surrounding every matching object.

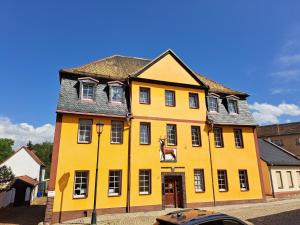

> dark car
[154,209,249,225]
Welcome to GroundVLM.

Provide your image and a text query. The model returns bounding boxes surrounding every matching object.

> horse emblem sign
[159,139,177,162]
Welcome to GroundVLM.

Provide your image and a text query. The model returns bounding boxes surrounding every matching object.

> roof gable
[134,50,207,87]
[1,146,45,167]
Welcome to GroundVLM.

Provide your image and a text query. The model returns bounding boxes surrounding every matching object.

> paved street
[63,198,300,225]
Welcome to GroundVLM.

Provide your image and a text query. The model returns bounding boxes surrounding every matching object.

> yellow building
[44,50,265,224]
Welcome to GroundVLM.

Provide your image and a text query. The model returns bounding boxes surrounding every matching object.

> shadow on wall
[59,172,70,223]
[248,209,300,225]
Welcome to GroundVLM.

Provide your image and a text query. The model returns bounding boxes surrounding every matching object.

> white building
[259,139,300,198]
[0,146,45,198]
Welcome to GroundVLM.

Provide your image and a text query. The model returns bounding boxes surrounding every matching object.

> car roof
[156,209,246,225]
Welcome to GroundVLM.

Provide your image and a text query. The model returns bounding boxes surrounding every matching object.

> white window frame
[234,129,244,148]
[228,99,238,114]
[167,124,177,146]
[139,87,150,104]
[189,93,199,109]
[297,171,300,188]
[110,121,123,144]
[214,127,224,147]
[139,170,151,195]
[194,169,205,192]
[140,123,150,144]
[73,171,88,198]
[78,119,92,143]
[81,82,96,100]
[110,86,124,103]
[218,170,228,192]
[207,96,218,112]
[165,90,175,107]
[108,170,122,196]
[239,170,249,191]
[191,126,201,146]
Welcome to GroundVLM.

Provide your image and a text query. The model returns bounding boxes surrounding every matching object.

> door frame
[161,172,187,209]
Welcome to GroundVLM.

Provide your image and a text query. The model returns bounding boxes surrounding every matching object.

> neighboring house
[257,122,300,158]
[44,50,264,224]
[259,138,300,198]
[0,146,46,198]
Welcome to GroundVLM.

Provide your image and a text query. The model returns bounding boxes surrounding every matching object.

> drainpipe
[126,77,132,213]
[207,119,216,206]
[268,165,275,198]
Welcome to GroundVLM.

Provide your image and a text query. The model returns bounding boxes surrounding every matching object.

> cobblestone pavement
[61,198,300,225]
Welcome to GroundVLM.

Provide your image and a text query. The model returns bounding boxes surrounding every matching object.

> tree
[31,142,53,178]
[0,138,14,163]
[0,165,14,184]
[27,140,33,149]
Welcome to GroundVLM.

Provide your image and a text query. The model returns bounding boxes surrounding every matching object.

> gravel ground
[61,198,300,225]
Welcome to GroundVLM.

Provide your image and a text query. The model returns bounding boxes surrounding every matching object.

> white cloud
[271,69,300,81]
[278,54,300,66]
[271,88,300,95]
[0,117,55,149]
[249,102,300,125]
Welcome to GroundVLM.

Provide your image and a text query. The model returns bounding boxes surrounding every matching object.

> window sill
[215,146,224,148]
[192,145,201,147]
[108,194,121,197]
[189,107,199,109]
[195,190,205,193]
[219,189,228,192]
[139,102,151,105]
[73,195,87,199]
[139,192,151,195]
[240,189,249,192]
[78,141,92,144]
[110,142,123,145]
[140,143,151,145]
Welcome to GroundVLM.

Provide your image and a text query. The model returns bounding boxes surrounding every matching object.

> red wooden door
[164,176,183,208]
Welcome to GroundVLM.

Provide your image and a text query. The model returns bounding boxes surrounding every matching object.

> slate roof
[257,122,300,137]
[259,139,300,166]
[61,52,247,96]
[59,50,253,124]
[207,99,256,126]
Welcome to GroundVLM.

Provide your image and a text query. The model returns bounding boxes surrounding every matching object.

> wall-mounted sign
[160,139,177,162]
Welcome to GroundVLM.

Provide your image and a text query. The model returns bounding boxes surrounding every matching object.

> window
[81,83,95,100]
[110,86,123,103]
[239,170,249,191]
[214,128,224,147]
[287,171,294,188]
[78,119,92,143]
[110,121,123,144]
[73,171,88,198]
[228,99,238,114]
[297,171,300,188]
[296,138,300,145]
[165,90,175,107]
[194,169,205,192]
[167,124,177,145]
[234,129,244,148]
[189,93,199,109]
[218,170,228,191]
[276,171,283,189]
[139,170,151,194]
[191,126,201,146]
[140,123,150,144]
[272,139,283,146]
[139,87,150,104]
[208,96,218,112]
[108,170,121,196]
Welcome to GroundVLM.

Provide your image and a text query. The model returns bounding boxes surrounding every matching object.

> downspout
[207,119,216,206]
[268,165,275,198]
[126,77,132,213]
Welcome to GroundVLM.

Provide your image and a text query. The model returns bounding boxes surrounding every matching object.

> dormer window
[108,81,125,103]
[82,83,95,100]
[78,77,99,101]
[207,94,219,112]
[227,96,239,114]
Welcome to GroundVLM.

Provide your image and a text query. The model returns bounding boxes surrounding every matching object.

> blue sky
[1,1,300,147]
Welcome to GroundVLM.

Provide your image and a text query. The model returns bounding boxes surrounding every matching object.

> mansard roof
[61,50,248,96]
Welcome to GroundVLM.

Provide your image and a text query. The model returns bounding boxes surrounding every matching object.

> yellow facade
[49,51,264,223]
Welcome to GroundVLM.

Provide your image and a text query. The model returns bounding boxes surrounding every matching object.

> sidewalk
[57,198,300,225]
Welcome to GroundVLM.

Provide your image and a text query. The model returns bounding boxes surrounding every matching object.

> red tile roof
[16,175,38,186]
